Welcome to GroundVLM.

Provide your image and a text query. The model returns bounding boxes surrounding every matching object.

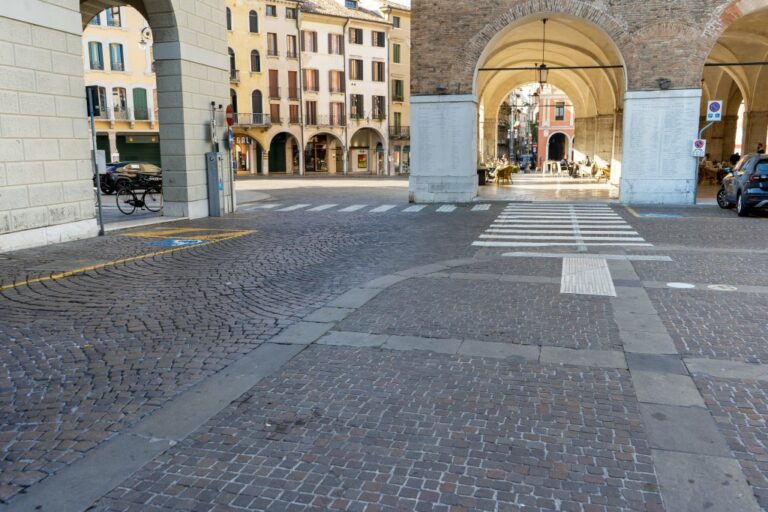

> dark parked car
[97,162,162,194]
[718,153,768,216]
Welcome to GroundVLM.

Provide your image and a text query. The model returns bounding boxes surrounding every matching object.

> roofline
[298,9,392,26]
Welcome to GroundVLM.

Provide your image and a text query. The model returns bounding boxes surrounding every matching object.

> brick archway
[460,1,631,95]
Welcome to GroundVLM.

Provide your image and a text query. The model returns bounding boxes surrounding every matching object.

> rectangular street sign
[706,100,723,122]
[692,139,707,157]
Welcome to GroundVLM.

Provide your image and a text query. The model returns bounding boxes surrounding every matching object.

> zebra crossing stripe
[307,204,338,212]
[370,205,397,213]
[339,204,367,212]
[479,234,646,241]
[472,204,491,211]
[276,204,311,212]
[437,205,457,213]
[486,229,640,236]
[473,241,653,247]
[403,205,427,212]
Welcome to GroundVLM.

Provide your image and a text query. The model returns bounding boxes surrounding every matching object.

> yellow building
[381,1,410,173]
[83,6,160,164]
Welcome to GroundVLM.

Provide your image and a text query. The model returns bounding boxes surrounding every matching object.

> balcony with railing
[305,115,346,128]
[234,112,271,128]
[390,125,410,138]
[230,69,240,83]
[286,49,298,59]
[269,86,280,100]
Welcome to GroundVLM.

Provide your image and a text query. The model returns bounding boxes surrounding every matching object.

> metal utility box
[205,152,222,217]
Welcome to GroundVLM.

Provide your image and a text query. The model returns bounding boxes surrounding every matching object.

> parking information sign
[692,139,707,157]
[706,100,723,122]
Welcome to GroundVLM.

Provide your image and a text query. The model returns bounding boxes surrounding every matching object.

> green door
[133,88,149,120]
[116,136,161,166]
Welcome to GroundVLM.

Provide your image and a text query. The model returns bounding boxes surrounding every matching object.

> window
[349,28,363,44]
[305,100,317,125]
[226,7,232,30]
[252,90,263,114]
[345,0,358,8]
[328,33,344,55]
[289,104,300,124]
[109,43,125,71]
[392,79,404,101]
[88,42,103,70]
[329,70,345,93]
[330,102,345,126]
[350,94,364,119]
[372,95,386,119]
[372,31,385,47]
[393,43,401,64]
[393,16,401,28]
[372,61,385,82]
[86,85,108,116]
[301,31,318,53]
[266,5,277,17]
[228,47,236,75]
[88,14,100,25]
[303,69,319,92]
[105,7,121,27]
[555,102,565,121]
[250,50,261,72]
[288,71,298,99]
[112,87,127,118]
[269,69,279,98]
[394,111,402,129]
[270,103,280,123]
[133,88,149,120]
[349,59,363,80]
[267,33,278,56]
[249,10,258,33]
[286,35,297,58]
[230,89,238,113]
[286,7,297,19]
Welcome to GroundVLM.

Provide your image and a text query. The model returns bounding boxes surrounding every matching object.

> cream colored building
[83,6,159,164]
[381,1,410,174]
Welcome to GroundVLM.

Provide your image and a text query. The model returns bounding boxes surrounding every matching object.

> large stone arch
[0,0,230,252]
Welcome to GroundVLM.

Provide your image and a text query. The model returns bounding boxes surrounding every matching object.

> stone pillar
[721,115,739,161]
[595,114,614,167]
[481,117,497,163]
[285,139,294,174]
[744,111,768,155]
[409,95,478,203]
[249,144,257,175]
[262,151,269,176]
[108,132,118,162]
[611,110,623,186]
[574,117,597,162]
[620,89,701,205]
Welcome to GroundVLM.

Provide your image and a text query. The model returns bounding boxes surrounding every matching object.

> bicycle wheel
[142,187,163,212]
[116,187,136,215]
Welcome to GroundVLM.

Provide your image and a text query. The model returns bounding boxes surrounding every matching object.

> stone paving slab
[540,347,626,369]
[631,371,705,407]
[94,346,664,512]
[639,403,730,457]
[686,358,768,381]
[303,306,355,323]
[457,339,539,361]
[627,354,688,375]
[268,321,335,345]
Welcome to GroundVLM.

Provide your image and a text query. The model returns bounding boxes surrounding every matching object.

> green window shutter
[133,88,148,120]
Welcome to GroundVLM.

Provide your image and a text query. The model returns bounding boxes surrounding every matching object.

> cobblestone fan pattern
[450,258,563,278]
[632,252,768,287]
[629,214,768,251]
[648,288,768,363]
[696,376,768,508]
[96,346,663,512]
[0,209,483,503]
[337,278,622,349]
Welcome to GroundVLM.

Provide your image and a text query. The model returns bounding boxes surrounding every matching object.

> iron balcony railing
[234,113,271,127]
[390,125,410,138]
[230,69,240,82]
[305,115,346,127]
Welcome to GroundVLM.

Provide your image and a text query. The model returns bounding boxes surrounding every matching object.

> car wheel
[100,181,114,195]
[737,193,750,217]
[717,188,733,209]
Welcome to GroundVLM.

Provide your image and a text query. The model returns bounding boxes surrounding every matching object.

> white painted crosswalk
[472,204,651,248]
[239,203,495,214]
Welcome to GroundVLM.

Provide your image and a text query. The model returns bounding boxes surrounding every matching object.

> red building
[537,85,575,169]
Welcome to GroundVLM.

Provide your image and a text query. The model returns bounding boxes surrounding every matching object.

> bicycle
[116,174,163,215]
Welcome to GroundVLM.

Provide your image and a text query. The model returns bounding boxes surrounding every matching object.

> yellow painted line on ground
[123,228,253,240]
[0,231,254,292]
[625,206,640,218]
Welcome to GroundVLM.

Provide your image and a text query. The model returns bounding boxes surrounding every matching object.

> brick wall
[412,0,760,95]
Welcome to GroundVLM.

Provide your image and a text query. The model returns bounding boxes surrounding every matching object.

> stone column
[261,150,269,176]
[595,114,615,167]
[620,89,701,205]
[108,132,118,162]
[574,117,597,162]
[744,111,768,154]
[611,110,623,186]
[721,115,739,161]
[481,117,497,163]
[285,139,294,174]
[410,95,478,203]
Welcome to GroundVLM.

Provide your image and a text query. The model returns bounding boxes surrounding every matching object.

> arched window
[250,50,261,72]
[228,47,235,72]
[226,7,232,30]
[230,89,238,114]
[249,10,258,33]
[252,90,263,115]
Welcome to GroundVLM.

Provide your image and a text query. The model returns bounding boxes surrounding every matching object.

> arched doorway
[547,133,567,162]
[233,135,264,174]
[350,128,386,174]
[269,132,301,174]
[305,133,344,173]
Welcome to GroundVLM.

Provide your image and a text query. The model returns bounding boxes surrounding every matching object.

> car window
[756,161,768,174]
[735,157,756,175]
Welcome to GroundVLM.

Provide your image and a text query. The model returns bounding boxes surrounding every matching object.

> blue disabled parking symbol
[147,239,205,248]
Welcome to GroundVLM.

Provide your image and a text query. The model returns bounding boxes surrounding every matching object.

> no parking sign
[706,100,723,122]
[692,138,707,157]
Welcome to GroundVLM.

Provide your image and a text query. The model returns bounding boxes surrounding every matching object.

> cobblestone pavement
[97,346,662,512]
[4,185,768,511]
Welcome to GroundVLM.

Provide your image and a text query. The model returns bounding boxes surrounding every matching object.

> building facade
[409,0,768,204]
[537,85,574,169]
[83,6,160,165]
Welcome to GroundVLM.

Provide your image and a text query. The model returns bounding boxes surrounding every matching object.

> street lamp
[536,19,548,86]
[138,26,152,48]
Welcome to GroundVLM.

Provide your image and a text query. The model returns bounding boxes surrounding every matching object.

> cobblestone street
[3,184,768,511]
